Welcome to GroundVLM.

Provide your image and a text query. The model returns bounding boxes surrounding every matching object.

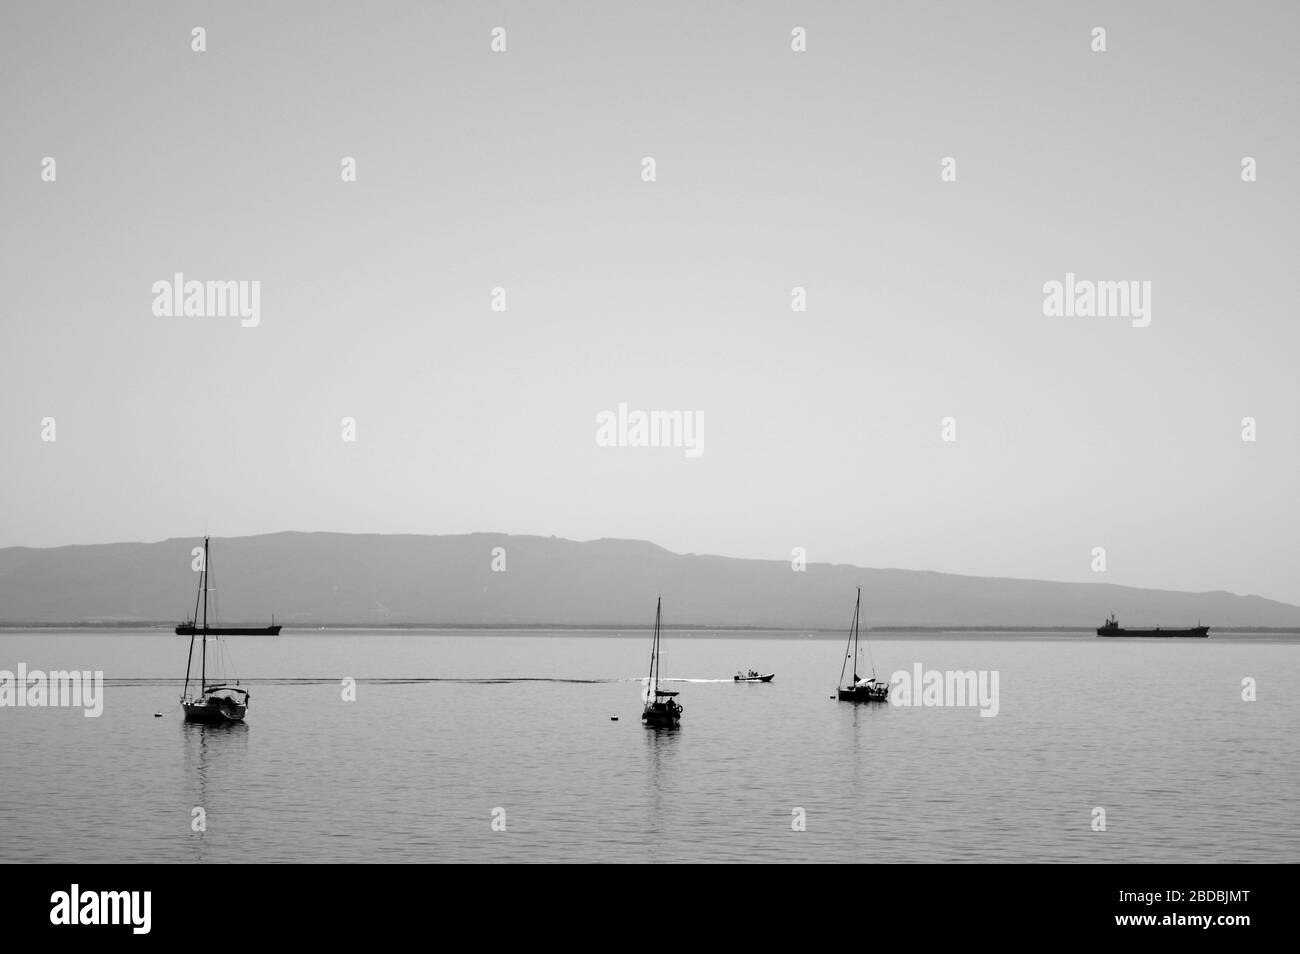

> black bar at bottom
[0,863,1280,942]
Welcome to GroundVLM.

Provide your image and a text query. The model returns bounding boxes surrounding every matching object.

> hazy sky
[2,2,1298,604]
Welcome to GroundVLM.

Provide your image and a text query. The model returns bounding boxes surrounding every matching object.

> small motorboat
[734,669,775,682]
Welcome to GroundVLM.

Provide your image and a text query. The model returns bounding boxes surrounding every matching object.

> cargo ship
[174,536,281,636]
[175,623,280,635]
[1096,614,1209,638]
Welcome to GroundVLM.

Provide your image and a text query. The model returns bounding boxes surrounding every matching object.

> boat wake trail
[109,676,738,688]
[664,677,734,683]
[629,677,734,684]
[106,676,622,686]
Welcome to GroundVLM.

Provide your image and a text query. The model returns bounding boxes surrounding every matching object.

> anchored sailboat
[180,537,250,724]
[836,587,889,702]
[641,597,682,728]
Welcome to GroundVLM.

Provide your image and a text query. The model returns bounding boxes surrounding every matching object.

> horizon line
[5,622,1300,635]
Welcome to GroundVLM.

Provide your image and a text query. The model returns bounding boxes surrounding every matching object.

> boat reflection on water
[642,707,681,827]
[181,716,248,862]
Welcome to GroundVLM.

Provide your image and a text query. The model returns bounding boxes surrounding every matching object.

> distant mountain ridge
[0,531,1297,629]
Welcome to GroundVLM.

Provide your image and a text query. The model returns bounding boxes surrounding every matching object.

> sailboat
[180,537,250,724]
[641,597,682,728]
[836,587,889,702]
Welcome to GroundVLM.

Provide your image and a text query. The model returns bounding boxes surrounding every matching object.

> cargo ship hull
[1096,625,1209,638]
[176,624,281,636]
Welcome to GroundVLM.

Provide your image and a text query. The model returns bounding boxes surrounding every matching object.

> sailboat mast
[183,631,195,698]
[648,597,661,693]
[657,599,663,690]
[183,541,203,698]
[190,551,203,627]
[853,587,860,679]
[838,589,857,689]
[201,536,209,690]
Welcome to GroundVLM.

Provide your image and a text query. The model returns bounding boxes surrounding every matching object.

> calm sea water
[2,630,1297,863]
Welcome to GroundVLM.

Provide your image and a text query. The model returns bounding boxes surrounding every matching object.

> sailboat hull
[837,685,889,703]
[182,699,246,724]
[641,702,681,728]
[642,712,681,728]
